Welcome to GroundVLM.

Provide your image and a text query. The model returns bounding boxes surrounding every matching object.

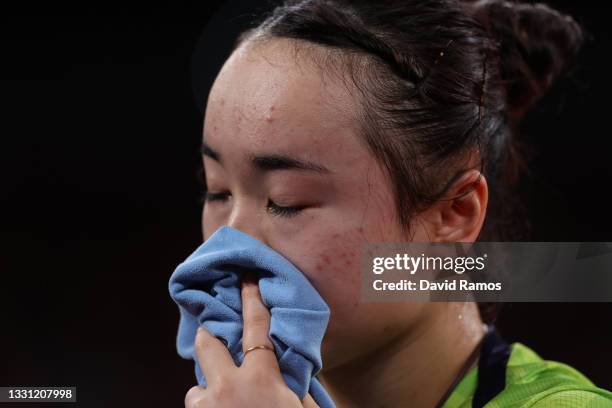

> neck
[319,302,487,408]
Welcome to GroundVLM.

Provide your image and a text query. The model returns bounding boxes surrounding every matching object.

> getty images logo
[372,253,488,275]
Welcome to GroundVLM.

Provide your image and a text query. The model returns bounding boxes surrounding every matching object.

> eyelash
[199,190,306,218]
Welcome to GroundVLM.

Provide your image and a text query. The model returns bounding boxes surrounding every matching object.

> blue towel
[168,225,336,408]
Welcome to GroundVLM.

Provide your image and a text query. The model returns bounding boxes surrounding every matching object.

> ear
[427,169,488,242]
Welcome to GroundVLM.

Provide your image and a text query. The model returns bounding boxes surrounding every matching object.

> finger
[240,272,278,369]
[184,385,207,407]
[302,393,321,408]
[194,326,237,384]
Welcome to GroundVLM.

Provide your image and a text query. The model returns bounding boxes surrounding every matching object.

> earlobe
[435,170,488,242]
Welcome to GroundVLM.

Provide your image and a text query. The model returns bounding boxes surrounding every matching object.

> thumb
[302,393,320,408]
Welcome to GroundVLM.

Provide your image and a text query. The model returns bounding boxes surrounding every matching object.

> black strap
[472,325,512,408]
[434,331,486,408]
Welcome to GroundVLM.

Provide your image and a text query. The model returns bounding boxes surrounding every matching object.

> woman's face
[201,38,434,370]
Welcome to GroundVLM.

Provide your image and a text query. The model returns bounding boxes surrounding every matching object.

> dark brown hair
[231,0,584,323]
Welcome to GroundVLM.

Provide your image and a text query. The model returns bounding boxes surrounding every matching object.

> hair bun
[468,0,584,120]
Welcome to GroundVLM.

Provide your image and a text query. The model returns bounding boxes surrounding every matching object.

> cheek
[271,225,419,368]
[269,227,364,314]
[294,229,363,303]
[313,233,360,286]
[281,229,367,344]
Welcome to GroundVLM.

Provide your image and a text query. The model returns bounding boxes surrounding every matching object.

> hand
[184,272,320,408]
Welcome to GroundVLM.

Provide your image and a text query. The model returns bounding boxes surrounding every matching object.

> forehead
[203,38,364,164]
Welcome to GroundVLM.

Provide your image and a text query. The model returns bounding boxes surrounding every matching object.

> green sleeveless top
[442,342,612,407]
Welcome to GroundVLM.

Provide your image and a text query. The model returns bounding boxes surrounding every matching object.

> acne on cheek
[265,105,275,123]
[314,250,355,274]
[310,228,364,286]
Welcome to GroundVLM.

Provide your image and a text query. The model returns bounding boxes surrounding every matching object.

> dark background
[1,0,610,406]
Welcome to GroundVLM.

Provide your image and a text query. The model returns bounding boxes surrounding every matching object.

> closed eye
[198,189,230,205]
[266,200,306,218]
[200,190,306,218]
[202,191,230,202]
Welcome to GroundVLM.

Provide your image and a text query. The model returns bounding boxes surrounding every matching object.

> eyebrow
[201,140,331,174]
[200,141,221,162]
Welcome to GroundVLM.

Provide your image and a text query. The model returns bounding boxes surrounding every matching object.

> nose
[226,200,268,245]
